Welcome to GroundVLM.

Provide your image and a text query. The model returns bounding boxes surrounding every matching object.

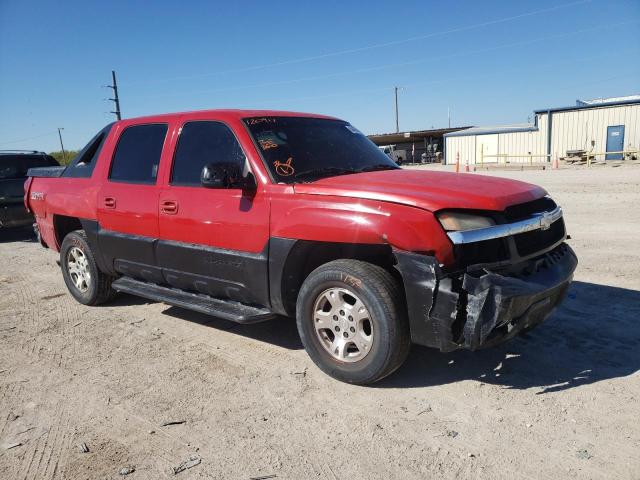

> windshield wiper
[293,166,357,182]
[358,164,400,173]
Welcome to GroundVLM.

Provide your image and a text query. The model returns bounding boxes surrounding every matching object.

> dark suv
[0,151,59,229]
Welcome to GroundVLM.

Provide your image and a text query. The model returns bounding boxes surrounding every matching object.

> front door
[157,120,270,306]
[605,125,625,160]
[97,123,168,283]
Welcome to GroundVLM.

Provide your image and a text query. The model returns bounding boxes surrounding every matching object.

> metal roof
[443,95,640,139]
[368,127,471,145]
[576,94,640,106]
[533,97,640,114]
[444,124,538,138]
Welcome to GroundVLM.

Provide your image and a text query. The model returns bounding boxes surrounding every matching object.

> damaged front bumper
[395,243,578,352]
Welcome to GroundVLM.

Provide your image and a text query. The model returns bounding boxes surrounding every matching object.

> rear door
[97,123,168,282]
[157,119,270,306]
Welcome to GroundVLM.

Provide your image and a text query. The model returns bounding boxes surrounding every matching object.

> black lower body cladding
[395,243,578,352]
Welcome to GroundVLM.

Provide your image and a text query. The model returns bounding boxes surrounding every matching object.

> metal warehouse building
[444,95,640,165]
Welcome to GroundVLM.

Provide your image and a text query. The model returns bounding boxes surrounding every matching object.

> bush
[48,150,79,166]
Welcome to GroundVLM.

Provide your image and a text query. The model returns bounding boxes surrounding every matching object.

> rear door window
[109,124,168,184]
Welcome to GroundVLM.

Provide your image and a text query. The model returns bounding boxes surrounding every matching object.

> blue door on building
[605,125,625,160]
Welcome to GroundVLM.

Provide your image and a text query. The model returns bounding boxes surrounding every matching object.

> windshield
[0,154,58,180]
[243,116,398,183]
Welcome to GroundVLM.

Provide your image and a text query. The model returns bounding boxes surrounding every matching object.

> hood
[293,169,547,212]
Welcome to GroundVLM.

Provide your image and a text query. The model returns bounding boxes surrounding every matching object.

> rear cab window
[109,124,168,184]
[64,124,113,178]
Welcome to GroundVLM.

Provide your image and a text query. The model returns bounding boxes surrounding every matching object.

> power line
[128,20,635,104]
[0,127,105,150]
[121,0,593,87]
[0,131,57,147]
[235,49,631,115]
[2,53,629,150]
[242,86,395,107]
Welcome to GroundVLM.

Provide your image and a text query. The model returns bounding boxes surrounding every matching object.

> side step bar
[112,276,275,324]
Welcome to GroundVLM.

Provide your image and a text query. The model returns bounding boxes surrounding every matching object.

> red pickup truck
[26,110,577,384]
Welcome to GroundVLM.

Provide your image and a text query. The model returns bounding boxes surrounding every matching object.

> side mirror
[201,163,257,190]
[201,163,227,188]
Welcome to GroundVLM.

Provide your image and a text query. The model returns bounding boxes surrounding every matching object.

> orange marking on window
[274,157,294,176]
[259,139,278,150]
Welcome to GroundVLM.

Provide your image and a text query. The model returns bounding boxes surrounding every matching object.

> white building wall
[445,103,639,164]
[445,127,547,165]
[445,135,476,165]
[546,104,639,158]
[496,129,546,159]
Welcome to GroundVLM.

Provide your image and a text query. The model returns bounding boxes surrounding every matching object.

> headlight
[437,211,495,231]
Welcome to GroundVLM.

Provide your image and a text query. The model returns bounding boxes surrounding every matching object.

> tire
[60,230,116,306]
[296,259,410,384]
[396,158,403,165]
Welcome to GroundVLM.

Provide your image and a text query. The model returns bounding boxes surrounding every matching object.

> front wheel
[296,260,410,384]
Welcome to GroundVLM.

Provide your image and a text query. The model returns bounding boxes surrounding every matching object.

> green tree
[48,150,79,165]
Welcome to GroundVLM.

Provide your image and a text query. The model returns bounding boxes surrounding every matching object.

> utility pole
[394,86,400,133]
[107,70,122,120]
[448,107,451,128]
[57,128,67,163]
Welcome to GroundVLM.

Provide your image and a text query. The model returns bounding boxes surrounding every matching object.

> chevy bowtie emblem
[540,211,553,230]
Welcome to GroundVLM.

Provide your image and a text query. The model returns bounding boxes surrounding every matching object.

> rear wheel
[60,230,116,305]
[296,259,410,384]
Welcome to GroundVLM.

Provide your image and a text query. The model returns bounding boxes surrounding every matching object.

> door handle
[104,197,116,209]
[160,200,178,215]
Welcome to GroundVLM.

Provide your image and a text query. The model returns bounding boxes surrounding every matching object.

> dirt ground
[1,165,639,480]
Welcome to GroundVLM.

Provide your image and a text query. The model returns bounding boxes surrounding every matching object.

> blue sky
[1,0,639,152]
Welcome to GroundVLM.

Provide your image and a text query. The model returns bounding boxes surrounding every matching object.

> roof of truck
[117,109,339,124]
